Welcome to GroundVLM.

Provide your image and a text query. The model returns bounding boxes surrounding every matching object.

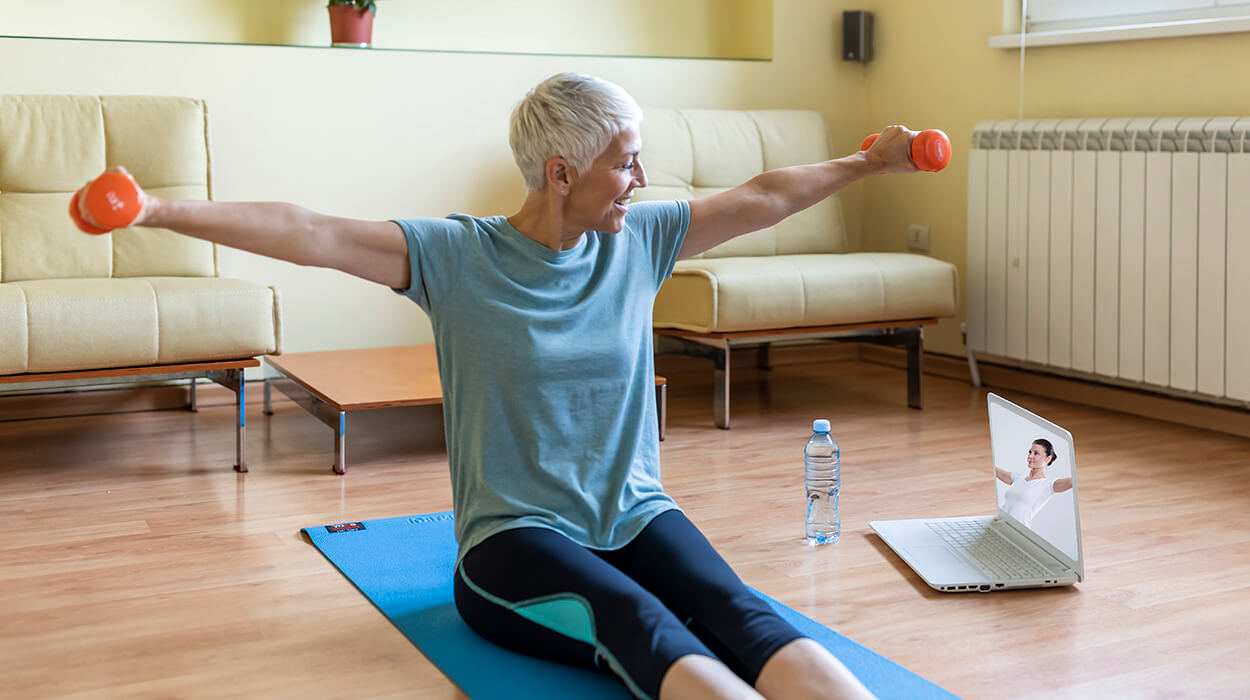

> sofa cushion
[653,253,958,333]
[0,277,281,375]
[0,95,215,282]
[111,186,217,278]
[637,108,847,258]
[0,192,113,280]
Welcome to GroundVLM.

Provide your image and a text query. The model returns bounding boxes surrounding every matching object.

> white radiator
[966,118,1250,404]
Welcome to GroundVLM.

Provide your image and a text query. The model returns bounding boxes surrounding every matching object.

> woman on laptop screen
[995,439,1073,527]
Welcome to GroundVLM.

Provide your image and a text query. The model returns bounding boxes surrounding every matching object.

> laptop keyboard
[927,520,1051,580]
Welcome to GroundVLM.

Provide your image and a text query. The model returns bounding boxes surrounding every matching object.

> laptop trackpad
[900,545,986,584]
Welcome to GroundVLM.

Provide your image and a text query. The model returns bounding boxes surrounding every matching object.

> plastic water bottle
[804,419,840,544]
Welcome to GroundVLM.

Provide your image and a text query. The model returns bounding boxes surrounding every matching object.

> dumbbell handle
[860,129,951,172]
[69,171,143,234]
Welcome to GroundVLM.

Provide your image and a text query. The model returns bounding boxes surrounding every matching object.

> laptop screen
[987,395,1081,563]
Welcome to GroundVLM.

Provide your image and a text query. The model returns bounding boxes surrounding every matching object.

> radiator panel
[1170,154,1198,393]
[1095,150,1121,378]
[1118,151,1146,384]
[1027,151,1051,365]
[986,151,1009,357]
[1227,154,1250,402]
[968,118,1250,405]
[1006,150,1030,361]
[1048,151,1074,370]
[1197,153,1227,397]
[1071,151,1097,375]
[1143,152,1172,388]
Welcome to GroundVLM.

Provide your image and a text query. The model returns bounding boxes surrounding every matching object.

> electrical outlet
[907,224,931,252]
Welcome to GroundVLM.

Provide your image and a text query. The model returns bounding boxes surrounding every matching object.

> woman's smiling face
[564,125,647,234]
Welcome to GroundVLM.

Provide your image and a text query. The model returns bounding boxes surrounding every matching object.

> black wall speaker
[842,10,873,62]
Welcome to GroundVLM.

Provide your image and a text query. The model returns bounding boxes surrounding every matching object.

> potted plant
[327,0,377,47]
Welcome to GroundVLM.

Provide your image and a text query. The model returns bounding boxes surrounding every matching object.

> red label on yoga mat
[326,522,366,533]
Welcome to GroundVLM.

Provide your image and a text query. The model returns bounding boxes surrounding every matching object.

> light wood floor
[2,360,1247,699]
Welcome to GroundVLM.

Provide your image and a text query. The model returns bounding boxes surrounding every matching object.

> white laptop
[870,393,1084,592]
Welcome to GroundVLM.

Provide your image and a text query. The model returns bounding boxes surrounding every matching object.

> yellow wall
[0,0,868,357]
[859,0,1250,355]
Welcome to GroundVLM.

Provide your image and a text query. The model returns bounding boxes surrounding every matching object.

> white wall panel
[1197,153,1227,397]
[1118,151,1146,382]
[1170,153,1199,392]
[1143,152,1172,387]
[966,150,989,352]
[1071,151,1098,373]
[1048,151,1074,370]
[1027,151,1051,364]
[1006,150,1030,360]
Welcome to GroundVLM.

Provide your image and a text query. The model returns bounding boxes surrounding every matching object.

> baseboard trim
[858,344,1250,440]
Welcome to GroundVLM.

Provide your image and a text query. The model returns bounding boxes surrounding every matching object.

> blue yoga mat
[303,512,958,700]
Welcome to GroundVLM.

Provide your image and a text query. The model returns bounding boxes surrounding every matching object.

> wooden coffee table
[264,345,667,474]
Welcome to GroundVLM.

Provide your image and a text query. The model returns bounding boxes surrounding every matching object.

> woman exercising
[995,439,1074,527]
[75,73,929,700]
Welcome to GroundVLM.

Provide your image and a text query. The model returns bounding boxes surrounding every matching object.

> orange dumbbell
[860,129,951,172]
[69,171,142,234]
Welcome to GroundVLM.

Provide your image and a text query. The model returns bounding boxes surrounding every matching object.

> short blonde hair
[509,73,643,191]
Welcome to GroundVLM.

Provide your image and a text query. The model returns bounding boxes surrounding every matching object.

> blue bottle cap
[812,419,830,433]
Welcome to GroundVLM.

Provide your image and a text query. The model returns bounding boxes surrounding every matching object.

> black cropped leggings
[454,510,804,700]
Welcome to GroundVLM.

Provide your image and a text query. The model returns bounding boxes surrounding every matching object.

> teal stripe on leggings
[457,562,652,700]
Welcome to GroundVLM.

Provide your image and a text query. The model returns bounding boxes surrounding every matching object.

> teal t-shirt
[393,200,690,562]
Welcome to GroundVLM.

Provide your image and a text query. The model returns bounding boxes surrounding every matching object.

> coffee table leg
[264,368,350,475]
[333,411,347,475]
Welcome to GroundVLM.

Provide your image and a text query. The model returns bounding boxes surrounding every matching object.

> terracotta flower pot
[328,6,374,47]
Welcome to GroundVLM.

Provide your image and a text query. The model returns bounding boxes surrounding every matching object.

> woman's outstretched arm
[681,125,918,259]
[75,168,410,289]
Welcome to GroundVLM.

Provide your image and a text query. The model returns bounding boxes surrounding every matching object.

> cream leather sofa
[637,109,958,427]
[0,95,282,470]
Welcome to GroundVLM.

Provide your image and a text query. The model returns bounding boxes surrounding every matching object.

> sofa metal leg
[903,327,924,410]
[655,334,731,429]
[188,378,198,412]
[208,368,247,472]
[714,345,730,429]
[757,342,772,370]
[859,326,925,410]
